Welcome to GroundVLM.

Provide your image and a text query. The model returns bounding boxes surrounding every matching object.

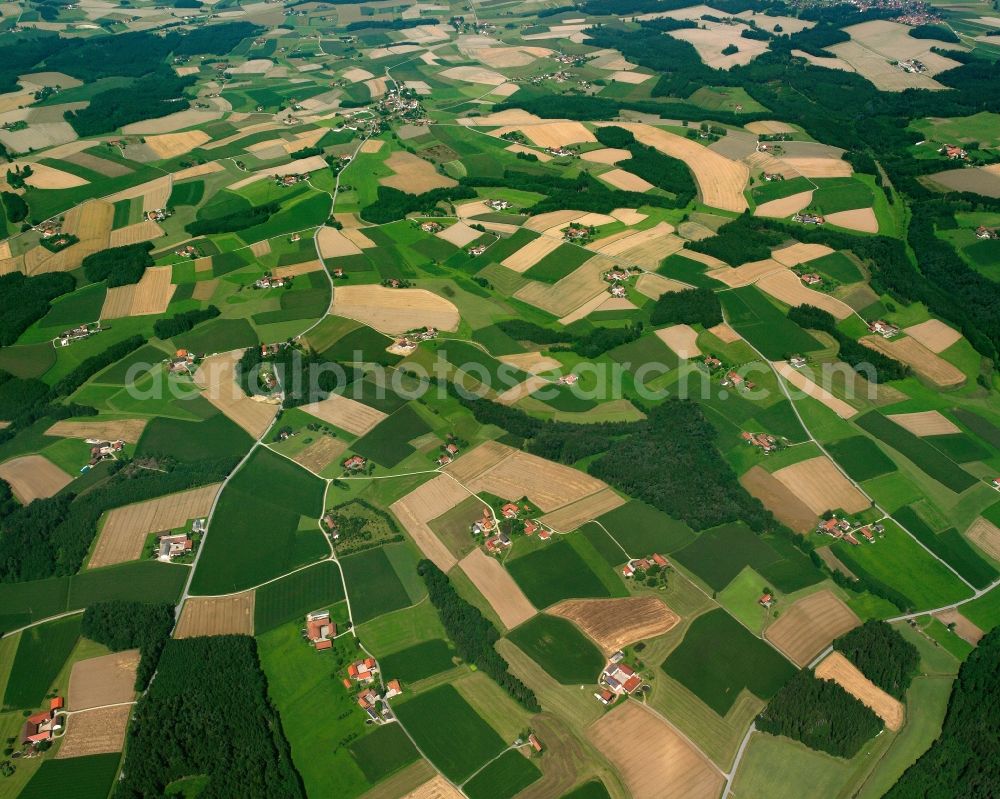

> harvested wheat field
[21,162,88,189]
[903,319,962,354]
[101,265,175,318]
[46,418,147,442]
[331,285,459,333]
[341,228,375,249]
[603,122,748,212]
[379,151,456,193]
[861,336,965,389]
[558,293,609,326]
[740,465,817,533]
[772,456,870,515]
[588,701,724,799]
[69,650,139,710]
[273,260,323,280]
[301,393,387,436]
[746,120,798,135]
[176,592,256,638]
[497,352,562,374]
[636,273,687,298]
[502,121,597,150]
[826,208,879,233]
[459,548,537,628]
[539,488,626,532]
[779,156,853,179]
[143,130,211,159]
[195,351,279,438]
[436,222,481,247]
[933,608,983,646]
[515,256,611,318]
[505,142,548,160]
[502,235,563,273]
[342,67,374,83]
[359,138,385,154]
[707,322,742,343]
[886,410,960,436]
[816,651,904,730]
[441,65,507,86]
[765,590,860,666]
[671,25,769,69]
[469,46,546,68]
[611,208,647,226]
[464,446,609,513]
[56,705,131,759]
[390,474,470,571]
[581,147,630,164]
[599,168,654,192]
[63,151,131,178]
[0,454,72,503]
[523,209,581,232]
[402,775,464,799]
[655,324,701,359]
[88,483,222,569]
[60,197,114,242]
[966,516,1000,562]
[551,597,679,654]
[775,361,857,419]
[754,190,814,218]
[108,219,163,248]
[173,161,224,181]
[757,269,853,319]
[771,242,835,267]
[293,435,347,474]
[611,69,653,83]
[496,376,550,406]
[442,440,512,483]
[707,258,784,288]
[317,226,364,258]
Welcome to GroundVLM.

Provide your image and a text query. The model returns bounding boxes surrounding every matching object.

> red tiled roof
[315,639,333,650]
[26,711,49,724]
[342,678,352,689]
[622,675,642,693]
[348,664,359,677]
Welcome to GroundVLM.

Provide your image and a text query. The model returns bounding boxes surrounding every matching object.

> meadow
[464,749,542,799]
[662,609,796,715]
[672,523,782,592]
[352,404,432,467]
[135,410,253,463]
[254,561,347,634]
[347,723,420,783]
[3,614,81,709]
[507,539,614,609]
[340,545,416,624]
[393,684,506,782]
[18,753,121,799]
[596,500,696,555]
[893,507,997,589]
[825,435,897,482]
[507,614,604,685]
[376,639,456,684]
[720,287,822,360]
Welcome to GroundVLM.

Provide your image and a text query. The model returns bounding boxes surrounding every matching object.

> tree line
[81,601,175,690]
[360,185,477,225]
[496,319,643,358]
[186,201,280,236]
[417,560,540,712]
[595,126,696,207]
[833,621,919,700]
[82,242,154,287]
[153,305,221,340]
[650,287,721,328]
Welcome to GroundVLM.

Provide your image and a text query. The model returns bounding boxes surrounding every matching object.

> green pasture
[507,614,603,685]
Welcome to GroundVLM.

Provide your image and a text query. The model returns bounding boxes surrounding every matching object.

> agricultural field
[0,2,997,796]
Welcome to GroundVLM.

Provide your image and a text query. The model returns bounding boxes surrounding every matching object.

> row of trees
[82,242,154,287]
[833,621,919,700]
[1,191,28,224]
[496,319,643,358]
[418,560,540,712]
[81,601,176,690]
[153,305,220,340]
[114,636,304,799]
[360,185,477,225]
[885,627,1000,798]
[186,201,280,236]
[756,669,883,757]
[787,305,910,382]
[595,126,697,207]
[650,287,721,327]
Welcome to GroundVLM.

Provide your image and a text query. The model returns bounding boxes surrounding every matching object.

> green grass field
[341,545,415,625]
[507,614,603,685]
[464,749,542,799]
[559,781,613,799]
[321,324,400,366]
[806,251,864,283]
[135,410,253,463]
[174,317,259,353]
[190,448,327,594]
[855,412,977,493]
[826,435,897,482]
[37,283,107,330]
[893,507,997,589]
[377,639,456,684]
[833,522,973,611]
[751,176,814,205]
[3,614,81,709]
[522,244,592,284]
[347,722,420,783]
[352,405,432,467]
[959,584,1000,631]
[596,500,695,555]
[393,684,506,782]
[810,177,874,214]
[731,732,852,799]
[18,753,121,799]
[662,609,796,716]
[720,287,822,360]
[254,561,347,634]
[507,539,613,609]
[672,523,782,592]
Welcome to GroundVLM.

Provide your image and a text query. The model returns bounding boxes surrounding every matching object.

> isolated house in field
[384,679,402,699]
[609,283,627,298]
[343,455,367,471]
[722,370,744,388]
[444,442,459,455]
[601,662,642,696]
[558,373,578,385]
[789,355,807,369]
[799,273,822,285]
[537,527,551,541]
[976,226,998,240]
[742,431,778,453]
[652,553,669,568]
[348,658,379,684]
[868,320,899,338]
[323,514,339,540]
[306,610,335,650]
[21,698,63,745]
[420,221,443,234]
[487,199,510,211]
[703,355,722,370]
[759,593,774,609]
[468,244,488,256]
[529,733,542,752]
[939,144,967,160]
[157,533,192,562]
[437,453,453,466]
[622,558,650,578]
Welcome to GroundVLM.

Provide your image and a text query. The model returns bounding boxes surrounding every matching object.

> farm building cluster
[595,652,644,704]
[817,517,885,546]
[153,518,204,563]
